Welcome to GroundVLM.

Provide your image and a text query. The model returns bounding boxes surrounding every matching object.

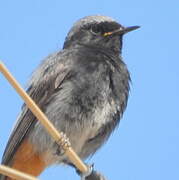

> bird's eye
[90,25,101,35]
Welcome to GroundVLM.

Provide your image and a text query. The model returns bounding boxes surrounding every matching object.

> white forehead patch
[66,15,117,39]
[74,15,116,27]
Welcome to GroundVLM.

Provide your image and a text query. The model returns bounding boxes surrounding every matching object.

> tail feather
[0,140,47,180]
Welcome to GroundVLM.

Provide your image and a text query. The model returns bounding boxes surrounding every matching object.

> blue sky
[0,0,178,180]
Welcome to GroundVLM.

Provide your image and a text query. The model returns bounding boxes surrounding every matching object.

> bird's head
[63,15,139,54]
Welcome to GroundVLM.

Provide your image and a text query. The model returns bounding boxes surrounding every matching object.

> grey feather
[1,51,71,166]
[0,15,138,179]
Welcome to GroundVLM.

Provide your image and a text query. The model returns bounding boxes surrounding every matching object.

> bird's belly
[29,94,119,164]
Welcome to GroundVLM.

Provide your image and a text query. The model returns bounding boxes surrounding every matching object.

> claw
[80,164,93,180]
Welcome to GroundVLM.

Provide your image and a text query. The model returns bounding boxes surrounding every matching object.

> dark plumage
[0,15,139,179]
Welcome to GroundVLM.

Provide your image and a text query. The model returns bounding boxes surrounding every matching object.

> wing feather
[1,51,70,165]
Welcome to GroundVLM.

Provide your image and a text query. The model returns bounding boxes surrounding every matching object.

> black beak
[104,25,140,37]
[114,26,140,35]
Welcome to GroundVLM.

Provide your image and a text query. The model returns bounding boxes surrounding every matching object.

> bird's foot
[80,164,93,180]
[54,132,71,156]
[77,164,108,180]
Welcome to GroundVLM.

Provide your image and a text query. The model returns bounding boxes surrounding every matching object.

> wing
[1,51,70,165]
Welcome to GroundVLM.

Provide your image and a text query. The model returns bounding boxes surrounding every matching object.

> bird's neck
[64,43,121,58]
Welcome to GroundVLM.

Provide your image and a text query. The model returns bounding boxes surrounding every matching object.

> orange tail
[6,140,47,180]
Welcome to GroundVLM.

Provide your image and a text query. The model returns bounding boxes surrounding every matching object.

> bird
[0,15,139,179]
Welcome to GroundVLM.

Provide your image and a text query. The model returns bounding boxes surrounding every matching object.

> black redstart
[0,15,139,180]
